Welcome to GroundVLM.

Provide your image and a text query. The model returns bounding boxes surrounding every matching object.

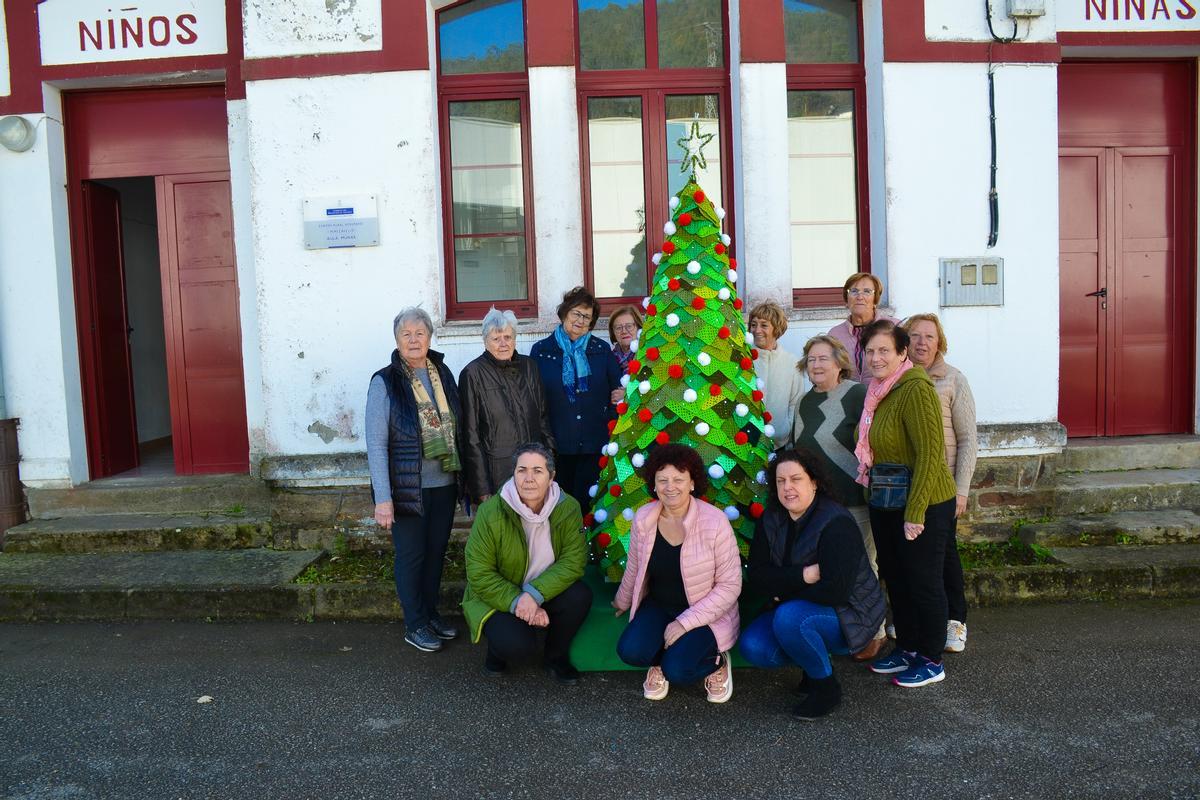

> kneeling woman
[740,449,886,720]
[613,444,742,703]
[462,443,592,684]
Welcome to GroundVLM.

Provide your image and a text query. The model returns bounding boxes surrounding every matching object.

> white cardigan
[755,346,807,446]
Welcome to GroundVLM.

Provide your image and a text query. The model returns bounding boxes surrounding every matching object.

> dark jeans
[616,600,720,686]
[870,498,956,662]
[739,599,849,679]
[555,453,601,515]
[391,484,457,633]
[944,515,968,623]
[481,580,593,665]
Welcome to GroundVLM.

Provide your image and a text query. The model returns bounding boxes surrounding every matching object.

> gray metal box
[1007,0,1046,17]
[939,257,1004,307]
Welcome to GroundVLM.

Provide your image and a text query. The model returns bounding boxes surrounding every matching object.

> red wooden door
[1058,63,1196,437]
[156,173,249,474]
[79,182,140,477]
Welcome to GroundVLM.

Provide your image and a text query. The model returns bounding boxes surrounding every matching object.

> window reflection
[657,0,723,68]
[784,0,858,64]
[440,0,526,75]
[588,97,647,298]
[578,0,646,70]
[664,94,721,204]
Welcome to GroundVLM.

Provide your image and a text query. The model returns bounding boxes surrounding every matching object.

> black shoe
[543,658,581,686]
[428,618,459,641]
[792,672,813,697]
[792,674,842,721]
[482,654,507,678]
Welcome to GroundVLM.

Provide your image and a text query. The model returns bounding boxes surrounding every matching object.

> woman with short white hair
[366,306,463,654]
[459,307,556,505]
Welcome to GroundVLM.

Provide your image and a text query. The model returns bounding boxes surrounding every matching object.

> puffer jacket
[614,498,742,652]
[459,351,556,502]
[530,332,621,456]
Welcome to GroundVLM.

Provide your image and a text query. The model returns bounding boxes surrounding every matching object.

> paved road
[2,601,1198,800]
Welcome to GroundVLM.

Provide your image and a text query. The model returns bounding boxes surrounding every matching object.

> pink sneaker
[704,652,733,703]
[643,666,669,701]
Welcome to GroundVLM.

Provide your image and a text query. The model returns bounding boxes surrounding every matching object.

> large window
[577,0,731,305]
[786,0,869,308]
[437,0,536,319]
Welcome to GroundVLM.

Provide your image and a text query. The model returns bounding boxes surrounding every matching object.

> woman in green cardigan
[853,320,958,689]
[462,442,592,685]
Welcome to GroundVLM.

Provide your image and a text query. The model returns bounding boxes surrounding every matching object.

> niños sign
[38,0,227,66]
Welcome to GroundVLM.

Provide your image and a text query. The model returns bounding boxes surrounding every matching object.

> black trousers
[390,484,457,633]
[944,516,968,623]
[870,498,956,662]
[481,579,593,665]
[555,453,601,515]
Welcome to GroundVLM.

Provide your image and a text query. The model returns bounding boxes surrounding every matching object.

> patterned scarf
[401,358,461,473]
[553,325,591,404]
[854,359,914,486]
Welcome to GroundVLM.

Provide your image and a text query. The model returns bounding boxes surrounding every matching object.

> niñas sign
[38,0,227,66]
[1060,0,1200,30]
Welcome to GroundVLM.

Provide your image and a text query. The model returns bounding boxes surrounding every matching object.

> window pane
[664,95,722,207]
[785,0,859,64]
[788,90,859,290]
[578,0,646,70]
[657,0,724,68]
[588,97,647,298]
[449,100,528,301]
[439,0,526,75]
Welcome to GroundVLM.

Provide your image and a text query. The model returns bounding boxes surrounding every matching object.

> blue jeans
[738,599,849,679]
[390,484,457,633]
[616,600,720,686]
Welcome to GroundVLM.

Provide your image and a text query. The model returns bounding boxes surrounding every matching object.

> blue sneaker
[404,626,443,653]
[869,649,916,675]
[893,656,945,688]
[428,617,459,641]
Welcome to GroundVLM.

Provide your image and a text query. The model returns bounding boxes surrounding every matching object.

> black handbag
[868,463,911,510]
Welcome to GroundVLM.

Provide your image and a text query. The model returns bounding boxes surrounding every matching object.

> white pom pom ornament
[641,297,650,309]
[620,374,630,387]
[631,453,646,469]
[594,508,609,523]
[764,424,776,439]
[683,388,698,403]
[716,206,726,220]
[724,506,740,521]
[663,221,676,236]
[708,464,725,479]
[686,260,701,275]
[744,331,754,345]
[718,287,731,301]
[720,233,731,246]
[727,269,738,282]
[697,352,712,367]
[756,470,767,485]
[695,421,710,436]
[622,508,635,521]
[666,313,680,328]
[735,403,749,417]
[639,380,651,395]
[588,484,598,498]
[606,442,619,456]
[669,197,680,210]
[651,253,662,265]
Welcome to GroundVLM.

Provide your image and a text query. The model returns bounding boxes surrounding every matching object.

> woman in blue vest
[366,307,463,654]
[739,449,886,720]
[530,286,622,513]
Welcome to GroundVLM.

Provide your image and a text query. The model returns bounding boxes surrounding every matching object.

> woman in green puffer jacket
[462,442,592,685]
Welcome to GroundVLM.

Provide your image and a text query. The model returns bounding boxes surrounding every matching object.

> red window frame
[436,0,538,320]
[575,0,734,312]
[786,2,871,309]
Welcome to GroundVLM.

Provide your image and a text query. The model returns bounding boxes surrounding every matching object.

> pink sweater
[614,498,742,652]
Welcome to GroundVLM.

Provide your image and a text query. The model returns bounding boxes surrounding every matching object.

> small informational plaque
[303,195,379,249]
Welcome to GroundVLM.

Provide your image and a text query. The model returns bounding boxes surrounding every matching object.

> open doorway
[93,177,174,476]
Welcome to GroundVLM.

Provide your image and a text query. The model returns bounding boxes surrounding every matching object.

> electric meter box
[1007,0,1046,17]
[939,258,1004,307]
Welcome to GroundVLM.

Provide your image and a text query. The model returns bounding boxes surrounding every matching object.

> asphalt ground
[2,601,1198,800]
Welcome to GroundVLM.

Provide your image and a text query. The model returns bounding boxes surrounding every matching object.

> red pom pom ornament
[678,212,692,226]
[668,364,683,379]
[693,190,705,203]
[597,532,612,547]
[691,297,705,310]
[609,485,622,497]
[646,347,660,360]
[750,503,765,519]
[718,326,731,339]
[734,432,749,445]
[638,408,653,422]
[714,243,726,255]
[655,431,670,445]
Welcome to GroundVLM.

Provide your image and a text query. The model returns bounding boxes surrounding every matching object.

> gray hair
[481,306,519,341]
[393,307,434,338]
[513,442,555,475]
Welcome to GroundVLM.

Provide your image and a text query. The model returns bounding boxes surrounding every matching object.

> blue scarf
[553,325,592,404]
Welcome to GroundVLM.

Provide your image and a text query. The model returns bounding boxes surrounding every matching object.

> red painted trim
[39,54,231,81]
[883,0,1061,63]
[225,0,246,100]
[0,0,45,114]
[527,0,575,67]
[240,0,428,81]
[1059,30,1200,47]
[739,0,786,64]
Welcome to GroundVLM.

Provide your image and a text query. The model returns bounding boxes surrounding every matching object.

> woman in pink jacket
[827,272,899,383]
[613,444,742,704]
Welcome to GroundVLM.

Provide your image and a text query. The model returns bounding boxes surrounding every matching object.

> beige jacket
[926,356,978,498]
[755,345,806,446]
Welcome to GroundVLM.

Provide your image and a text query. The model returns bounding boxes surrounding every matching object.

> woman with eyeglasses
[607,304,643,371]
[531,286,623,511]
[827,273,898,383]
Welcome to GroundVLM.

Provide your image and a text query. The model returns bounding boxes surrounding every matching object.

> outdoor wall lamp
[0,116,36,152]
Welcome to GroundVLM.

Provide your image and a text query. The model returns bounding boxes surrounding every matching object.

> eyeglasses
[848,288,876,297]
[568,310,593,323]
[806,355,834,365]
[613,323,638,334]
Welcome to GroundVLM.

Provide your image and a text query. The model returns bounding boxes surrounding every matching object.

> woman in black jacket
[739,449,886,720]
[459,307,556,505]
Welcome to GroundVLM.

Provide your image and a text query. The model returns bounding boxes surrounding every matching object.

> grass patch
[294,549,466,585]
[958,535,1055,570]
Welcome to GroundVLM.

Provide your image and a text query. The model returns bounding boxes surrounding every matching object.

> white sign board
[1059,0,1200,31]
[38,0,227,66]
[303,195,380,250]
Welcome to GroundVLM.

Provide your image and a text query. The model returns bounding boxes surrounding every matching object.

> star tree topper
[676,116,715,175]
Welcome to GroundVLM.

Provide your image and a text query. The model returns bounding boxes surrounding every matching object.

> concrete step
[1044,544,1200,599]
[26,474,272,520]
[1053,468,1200,516]
[1019,510,1200,547]
[1059,435,1200,473]
[2,513,272,554]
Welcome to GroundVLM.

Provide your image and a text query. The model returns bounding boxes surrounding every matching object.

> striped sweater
[791,380,867,508]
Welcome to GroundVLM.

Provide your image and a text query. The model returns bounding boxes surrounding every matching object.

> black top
[746,501,861,608]
[646,530,689,616]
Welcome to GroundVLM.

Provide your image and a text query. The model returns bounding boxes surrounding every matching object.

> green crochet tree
[585,122,774,582]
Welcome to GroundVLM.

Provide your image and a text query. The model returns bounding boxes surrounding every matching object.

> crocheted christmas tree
[584,122,774,582]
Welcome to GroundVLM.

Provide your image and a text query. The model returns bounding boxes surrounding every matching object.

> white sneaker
[643,666,669,701]
[885,623,896,640]
[704,651,733,704]
[945,620,967,653]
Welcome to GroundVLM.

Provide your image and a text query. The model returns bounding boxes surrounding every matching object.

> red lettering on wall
[121,17,144,48]
[79,20,103,51]
[148,15,171,46]
[106,18,117,48]
[1178,0,1197,18]
[1086,0,1108,19]
[175,14,199,45]
[1126,0,1146,17]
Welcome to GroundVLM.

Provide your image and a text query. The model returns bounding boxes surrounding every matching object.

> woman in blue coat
[530,286,622,513]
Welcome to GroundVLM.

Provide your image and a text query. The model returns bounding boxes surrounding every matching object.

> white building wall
[738,61,791,309]
[242,0,383,59]
[925,0,1058,42]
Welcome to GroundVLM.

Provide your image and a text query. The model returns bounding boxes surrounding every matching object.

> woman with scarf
[854,320,957,689]
[531,286,623,511]
[367,307,464,654]
[462,443,591,684]
[827,272,898,383]
[607,304,643,370]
